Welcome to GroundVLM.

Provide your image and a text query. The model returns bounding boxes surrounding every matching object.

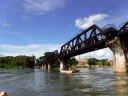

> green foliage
[44,52,55,63]
[38,51,59,67]
[87,58,98,66]
[0,56,35,69]
[101,59,110,66]
[9,59,17,67]
[101,59,107,66]
[0,63,5,68]
[69,58,78,67]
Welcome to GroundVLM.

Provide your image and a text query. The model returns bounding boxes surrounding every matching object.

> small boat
[72,69,80,73]
[60,69,80,74]
[60,69,73,74]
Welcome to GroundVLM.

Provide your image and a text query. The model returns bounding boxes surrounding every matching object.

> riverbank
[0,66,33,70]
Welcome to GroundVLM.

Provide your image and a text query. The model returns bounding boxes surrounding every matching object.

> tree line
[0,56,35,69]
[36,52,78,68]
[36,51,111,68]
[0,52,111,69]
[87,58,111,67]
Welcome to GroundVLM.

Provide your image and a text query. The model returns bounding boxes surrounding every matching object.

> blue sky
[0,0,128,59]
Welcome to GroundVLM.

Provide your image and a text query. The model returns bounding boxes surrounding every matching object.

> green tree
[38,51,60,68]
[69,57,78,67]
[101,59,110,66]
[26,56,36,68]
[87,58,98,67]
[43,52,57,65]
[0,55,35,69]
[10,59,17,67]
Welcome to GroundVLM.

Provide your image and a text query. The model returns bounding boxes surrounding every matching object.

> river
[0,68,128,96]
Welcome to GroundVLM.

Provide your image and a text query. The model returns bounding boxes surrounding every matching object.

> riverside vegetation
[0,51,112,69]
[0,56,35,69]
[36,52,112,69]
[75,58,112,68]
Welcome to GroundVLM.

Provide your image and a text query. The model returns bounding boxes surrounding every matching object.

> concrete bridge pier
[42,64,44,69]
[42,64,47,70]
[124,53,128,73]
[48,64,51,70]
[60,61,64,70]
[59,58,70,70]
[107,37,127,73]
[42,64,52,70]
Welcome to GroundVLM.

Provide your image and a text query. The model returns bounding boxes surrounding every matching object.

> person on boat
[0,91,8,96]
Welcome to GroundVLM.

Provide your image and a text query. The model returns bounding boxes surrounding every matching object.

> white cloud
[23,0,67,15]
[76,48,113,60]
[75,14,108,29]
[0,44,61,58]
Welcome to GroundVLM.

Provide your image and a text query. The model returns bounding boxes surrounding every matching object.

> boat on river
[60,69,80,74]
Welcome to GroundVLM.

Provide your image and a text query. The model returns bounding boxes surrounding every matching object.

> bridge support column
[112,46,126,73]
[42,64,52,70]
[107,37,127,73]
[59,58,70,70]
[42,64,44,69]
[60,61,64,70]
[42,64,47,70]
[48,64,51,70]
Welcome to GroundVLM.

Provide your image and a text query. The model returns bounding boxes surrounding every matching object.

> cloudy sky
[0,0,128,59]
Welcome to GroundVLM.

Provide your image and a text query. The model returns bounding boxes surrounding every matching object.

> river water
[0,68,128,96]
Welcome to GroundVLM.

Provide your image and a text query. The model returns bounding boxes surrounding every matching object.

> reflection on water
[114,74,128,96]
[0,68,128,96]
